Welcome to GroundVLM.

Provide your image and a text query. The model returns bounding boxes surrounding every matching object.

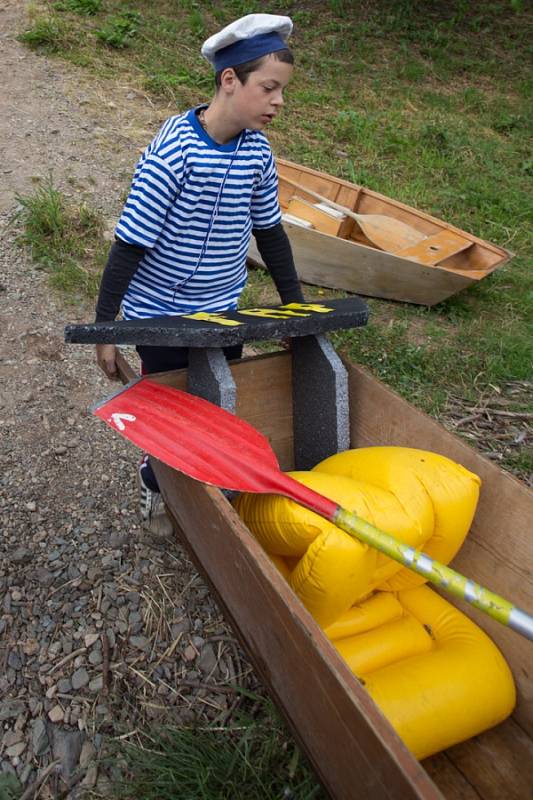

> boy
[94,14,304,535]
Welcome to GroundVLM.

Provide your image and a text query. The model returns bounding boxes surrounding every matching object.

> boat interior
[277,159,509,276]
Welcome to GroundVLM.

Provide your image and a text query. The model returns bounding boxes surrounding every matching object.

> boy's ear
[219,67,238,93]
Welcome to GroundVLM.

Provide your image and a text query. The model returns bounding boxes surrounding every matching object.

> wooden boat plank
[335,184,360,211]
[249,223,476,305]
[442,719,533,800]
[422,754,483,800]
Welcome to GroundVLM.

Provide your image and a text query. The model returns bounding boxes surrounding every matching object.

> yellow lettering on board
[281,303,334,313]
[239,308,311,319]
[182,312,242,327]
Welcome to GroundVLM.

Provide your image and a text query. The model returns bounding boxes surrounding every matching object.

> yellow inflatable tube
[314,446,481,591]
[234,446,515,759]
[358,586,516,760]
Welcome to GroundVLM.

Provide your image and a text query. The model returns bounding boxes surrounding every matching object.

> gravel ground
[0,3,256,796]
[0,216,256,797]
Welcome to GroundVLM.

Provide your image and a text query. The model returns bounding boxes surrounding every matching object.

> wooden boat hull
[248,160,512,306]
[126,352,533,799]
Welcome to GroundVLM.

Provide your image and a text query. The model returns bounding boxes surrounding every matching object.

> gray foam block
[291,335,350,470]
[187,348,236,413]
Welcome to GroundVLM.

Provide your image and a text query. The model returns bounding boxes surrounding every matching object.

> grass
[108,698,326,800]
[12,178,107,299]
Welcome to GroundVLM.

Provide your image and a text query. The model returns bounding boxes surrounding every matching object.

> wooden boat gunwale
[117,351,532,799]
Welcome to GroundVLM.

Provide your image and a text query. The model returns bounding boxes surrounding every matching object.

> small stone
[81,763,98,788]
[79,740,96,768]
[19,763,33,785]
[89,676,103,692]
[5,741,26,758]
[129,635,149,651]
[12,548,31,564]
[88,650,102,666]
[48,705,64,723]
[71,668,89,690]
[52,728,85,778]
[7,652,22,670]
[22,639,39,657]
[0,700,26,721]
[84,633,99,648]
[3,731,23,748]
[32,718,49,756]
[171,619,190,637]
[197,644,217,675]
[57,678,72,694]
[110,532,128,547]
[25,501,37,512]
[28,698,42,717]
[11,590,22,602]
[183,645,197,662]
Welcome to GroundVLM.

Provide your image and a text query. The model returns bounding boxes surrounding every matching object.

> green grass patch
[0,773,21,800]
[13,179,107,299]
[110,699,325,800]
[18,13,75,53]
[96,9,142,49]
[54,0,103,14]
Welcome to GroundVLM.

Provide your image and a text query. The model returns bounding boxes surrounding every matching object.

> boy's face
[222,55,293,130]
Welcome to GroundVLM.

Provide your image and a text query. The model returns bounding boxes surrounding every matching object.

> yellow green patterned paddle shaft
[334,507,533,640]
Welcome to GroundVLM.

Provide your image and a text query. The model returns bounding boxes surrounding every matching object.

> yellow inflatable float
[234,446,515,760]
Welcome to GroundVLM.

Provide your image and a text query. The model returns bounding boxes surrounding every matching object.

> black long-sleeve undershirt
[253,223,304,305]
[94,223,303,322]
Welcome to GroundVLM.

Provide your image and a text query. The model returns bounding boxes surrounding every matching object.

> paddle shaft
[271,470,533,640]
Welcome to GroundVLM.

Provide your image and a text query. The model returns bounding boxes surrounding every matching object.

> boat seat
[393,228,472,264]
[285,196,353,238]
[234,446,515,760]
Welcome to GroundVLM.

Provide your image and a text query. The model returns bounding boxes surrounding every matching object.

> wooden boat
[117,350,532,800]
[247,159,513,306]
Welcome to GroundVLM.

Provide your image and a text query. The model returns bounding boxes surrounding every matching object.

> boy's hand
[96,343,119,380]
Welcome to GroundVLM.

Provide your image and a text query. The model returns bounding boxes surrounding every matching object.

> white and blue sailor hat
[201,13,293,72]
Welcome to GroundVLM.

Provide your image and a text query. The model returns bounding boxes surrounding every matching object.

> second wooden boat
[248,159,513,306]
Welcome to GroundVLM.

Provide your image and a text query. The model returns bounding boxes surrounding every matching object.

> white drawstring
[172,131,245,304]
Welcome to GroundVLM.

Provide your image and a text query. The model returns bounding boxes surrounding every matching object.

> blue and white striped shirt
[116,108,281,319]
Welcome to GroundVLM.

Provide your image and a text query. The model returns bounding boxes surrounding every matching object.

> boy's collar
[188,107,243,152]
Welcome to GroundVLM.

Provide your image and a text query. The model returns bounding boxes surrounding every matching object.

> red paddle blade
[93,378,280,492]
[93,378,338,519]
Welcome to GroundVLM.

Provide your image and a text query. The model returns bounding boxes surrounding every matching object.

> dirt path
[0,0,163,216]
[0,4,252,796]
